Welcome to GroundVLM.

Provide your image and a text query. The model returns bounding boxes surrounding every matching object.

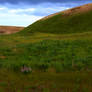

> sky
[0,0,92,27]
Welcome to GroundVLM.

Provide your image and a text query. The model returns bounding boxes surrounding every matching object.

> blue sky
[0,0,92,27]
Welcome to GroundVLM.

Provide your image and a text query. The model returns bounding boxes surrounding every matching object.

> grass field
[0,32,92,92]
[0,3,92,92]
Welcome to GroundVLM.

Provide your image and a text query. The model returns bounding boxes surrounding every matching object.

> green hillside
[0,3,92,92]
[19,7,92,35]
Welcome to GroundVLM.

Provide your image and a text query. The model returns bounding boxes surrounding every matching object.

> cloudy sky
[0,0,92,27]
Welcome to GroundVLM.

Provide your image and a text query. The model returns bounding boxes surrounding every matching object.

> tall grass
[0,40,92,72]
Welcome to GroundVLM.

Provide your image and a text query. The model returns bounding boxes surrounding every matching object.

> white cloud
[0,6,42,26]
[0,14,42,27]
[46,7,69,11]
[9,8,35,13]
[45,7,69,14]
[0,2,79,26]
[0,7,42,26]
[0,7,6,10]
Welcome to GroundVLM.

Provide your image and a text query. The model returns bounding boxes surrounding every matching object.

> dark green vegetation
[0,4,92,92]
[1,40,92,72]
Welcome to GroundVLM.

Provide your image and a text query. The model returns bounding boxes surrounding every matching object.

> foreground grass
[0,69,92,92]
[0,32,92,91]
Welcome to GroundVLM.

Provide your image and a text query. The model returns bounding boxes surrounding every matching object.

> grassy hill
[19,3,92,35]
[0,26,24,34]
[0,3,92,92]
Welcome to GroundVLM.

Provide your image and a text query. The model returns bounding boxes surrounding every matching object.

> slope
[0,3,92,91]
[19,3,92,35]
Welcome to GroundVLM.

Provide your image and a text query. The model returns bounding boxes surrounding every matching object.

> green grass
[0,70,92,92]
[0,39,92,72]
[0,32,92,91]
[19,10,92,35]
[0,5,92,91]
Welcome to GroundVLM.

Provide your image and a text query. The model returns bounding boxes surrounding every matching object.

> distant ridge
[0,26,24,34]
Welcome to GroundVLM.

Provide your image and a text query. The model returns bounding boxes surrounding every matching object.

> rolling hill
[0,3,92,92]
[0,26,24,34]
[19,3,92,35]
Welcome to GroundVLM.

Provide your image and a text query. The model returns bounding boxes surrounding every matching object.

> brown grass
[40,3,92,21]
[0,26,24,34]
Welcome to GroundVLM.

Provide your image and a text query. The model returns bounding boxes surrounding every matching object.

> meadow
[1,39,92,72]
[0,32,91,91]
[0,4,92,91]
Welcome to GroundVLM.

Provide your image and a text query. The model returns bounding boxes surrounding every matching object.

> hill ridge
[0,26,24,34]
[40,3,92,21]
[19,3,92,35]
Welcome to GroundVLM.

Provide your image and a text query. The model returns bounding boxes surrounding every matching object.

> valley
[0,3,92,92]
